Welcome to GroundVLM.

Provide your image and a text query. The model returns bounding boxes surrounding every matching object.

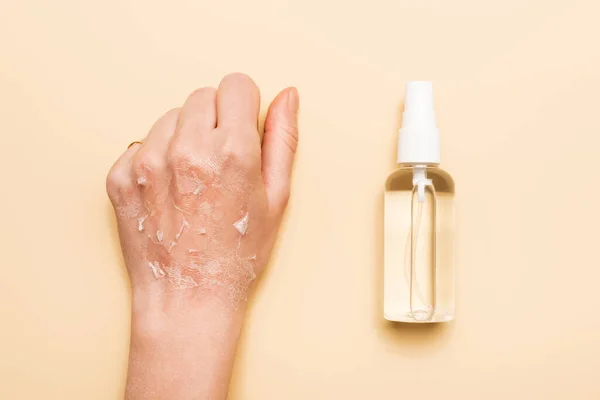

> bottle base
[384,311,454,323]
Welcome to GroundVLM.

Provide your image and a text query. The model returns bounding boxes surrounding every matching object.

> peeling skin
[116,202,140,218]
[193,182,206,195]
[233,213,249,235]
[137,215,147,232]
[197,201,212,215]
[132,156,261,308]
[189,256,256,306]
[175,218,189,240]
[203,260,221,275]
[175,172,205,195]
[148,261,165,279]
[163,265,198,289]
[198,153,224,176]
[246,255,257,280]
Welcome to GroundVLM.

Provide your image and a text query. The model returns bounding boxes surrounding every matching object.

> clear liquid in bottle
[384,165,455,322]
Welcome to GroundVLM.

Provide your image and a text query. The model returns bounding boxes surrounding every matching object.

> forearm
[125,288,247,400]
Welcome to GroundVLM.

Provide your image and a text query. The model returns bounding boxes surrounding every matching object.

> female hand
[106,73,299,399]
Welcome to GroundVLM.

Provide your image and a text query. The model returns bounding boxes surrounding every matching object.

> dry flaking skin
[137,216,147,232]
[233,213,249,235]
[148,261,165,279]
[130,154,266,308]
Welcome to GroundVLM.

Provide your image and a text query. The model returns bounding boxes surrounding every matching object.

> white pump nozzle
[397,81,440,164]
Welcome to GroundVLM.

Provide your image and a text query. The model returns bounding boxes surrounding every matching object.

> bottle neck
[399,163,439,169]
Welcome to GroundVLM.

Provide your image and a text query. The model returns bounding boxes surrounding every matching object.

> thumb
[261,87,299,215]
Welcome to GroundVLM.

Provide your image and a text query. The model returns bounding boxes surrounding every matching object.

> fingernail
[287,87,299,115]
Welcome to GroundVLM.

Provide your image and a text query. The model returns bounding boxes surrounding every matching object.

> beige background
[1,0,599,398]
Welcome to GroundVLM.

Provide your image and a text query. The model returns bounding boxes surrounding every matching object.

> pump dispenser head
[397,81,440,164]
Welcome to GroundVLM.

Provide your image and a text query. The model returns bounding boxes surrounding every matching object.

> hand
[106,73,299,399]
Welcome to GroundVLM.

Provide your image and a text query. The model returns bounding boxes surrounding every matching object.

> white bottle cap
[397,81,440,164]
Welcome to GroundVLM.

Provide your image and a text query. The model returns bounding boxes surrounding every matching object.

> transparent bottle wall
[384,166,455,323]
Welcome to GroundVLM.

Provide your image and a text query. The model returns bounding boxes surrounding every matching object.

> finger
[261,87,299,215]
[132,108,180,201]
[216,73,260,130]
[106,142,142,206]
[176,87,218,139]
[140,108,181,155]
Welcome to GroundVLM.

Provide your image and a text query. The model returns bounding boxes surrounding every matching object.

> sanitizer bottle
[384,82,455,323]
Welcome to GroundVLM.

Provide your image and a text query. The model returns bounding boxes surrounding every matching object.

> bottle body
[384,165,455,323]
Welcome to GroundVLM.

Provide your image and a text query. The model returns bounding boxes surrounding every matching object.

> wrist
[129,285,248,341]
[126,287,248,400]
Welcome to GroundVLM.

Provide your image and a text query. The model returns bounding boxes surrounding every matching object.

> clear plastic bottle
[384,82,455,323]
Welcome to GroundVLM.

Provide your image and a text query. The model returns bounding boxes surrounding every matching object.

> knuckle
[222,140,259,171]
[132,152,165,178]
[167,142,197,171]
[221,142,239,163]
[106,167,134,202]
[194,160,216,177]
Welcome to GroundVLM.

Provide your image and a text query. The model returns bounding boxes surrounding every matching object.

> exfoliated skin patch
[129,153,267,308]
